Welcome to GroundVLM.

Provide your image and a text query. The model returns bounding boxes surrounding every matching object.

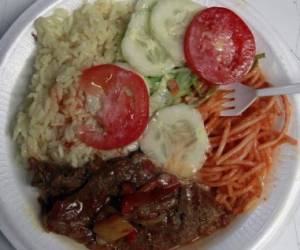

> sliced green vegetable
[193,85,218,106]
[148,67,218,114]
[146,76,163,95]
[140,104,210,178]
[149,75,173,115]
[135,0,159,10]
[121,10,175,76]
[252,53,266,69]
[255,53,266,61]
[150,0,204,63]
[171,67,198,100]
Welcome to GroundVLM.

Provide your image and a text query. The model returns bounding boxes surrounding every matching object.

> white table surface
[0,0,299,249]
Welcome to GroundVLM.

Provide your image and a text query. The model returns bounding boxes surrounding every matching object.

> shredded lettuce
[146,76,163,95]
[171,67,198,100]
[252,53,266,69]
[149,76,173,114]
[147,67,217,115]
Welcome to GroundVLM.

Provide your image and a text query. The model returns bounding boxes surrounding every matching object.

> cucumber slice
[135,0,158,10]
[150,0,204,63]
[121,11,175,76]
[140,104,210,178]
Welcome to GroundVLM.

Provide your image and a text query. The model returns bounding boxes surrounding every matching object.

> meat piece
[40,154,158,248]
[108,184,231,250]
[176,183,232,239]
[33,153,233,250]
[121,182,180,215]
[29,158,92,197]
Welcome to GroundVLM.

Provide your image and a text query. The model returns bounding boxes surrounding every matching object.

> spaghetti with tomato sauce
[198,65,296,214]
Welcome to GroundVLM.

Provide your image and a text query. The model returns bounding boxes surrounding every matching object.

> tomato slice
[79,64,149,150]
[184,7,256,84]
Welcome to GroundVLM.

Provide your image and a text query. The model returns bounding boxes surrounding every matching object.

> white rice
[13,0,136,167]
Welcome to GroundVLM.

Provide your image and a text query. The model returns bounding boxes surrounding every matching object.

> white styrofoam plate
[0,0,300,250]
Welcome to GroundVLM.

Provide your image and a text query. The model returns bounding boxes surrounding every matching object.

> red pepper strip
[121,182,136,195]
[126,229,138,244]
[139,179,162,192]
[139,174,180,192]
[142,159,156,174]
[121,182,181,215]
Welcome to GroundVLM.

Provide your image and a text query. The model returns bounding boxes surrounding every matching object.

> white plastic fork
[220,83,300,116]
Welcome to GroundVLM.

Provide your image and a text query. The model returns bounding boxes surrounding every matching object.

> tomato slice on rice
[79,64,149,150]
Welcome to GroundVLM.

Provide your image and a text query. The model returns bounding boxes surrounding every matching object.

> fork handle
[256,84,300,97]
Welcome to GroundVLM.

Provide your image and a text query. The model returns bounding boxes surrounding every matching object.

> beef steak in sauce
[30,154,233,250]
